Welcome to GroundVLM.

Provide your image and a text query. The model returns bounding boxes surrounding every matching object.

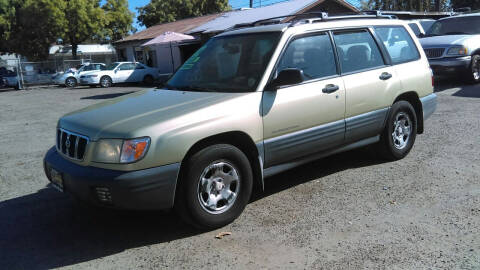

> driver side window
[277,33,337,80]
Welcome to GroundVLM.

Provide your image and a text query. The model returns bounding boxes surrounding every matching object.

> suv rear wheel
[175,144,253,229]
[376,101,417,160]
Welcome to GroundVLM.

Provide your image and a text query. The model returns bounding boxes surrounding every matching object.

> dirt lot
[0,83,479,269]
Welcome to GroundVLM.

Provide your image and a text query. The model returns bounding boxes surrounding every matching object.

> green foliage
[63,0,105,58]
[102,0,134,42]
[1,0,65,60]
[451,0,480,10]
[0,0,133,60]
[137,0,231,28]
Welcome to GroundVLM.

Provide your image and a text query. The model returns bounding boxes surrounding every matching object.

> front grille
[56,129,89,160]
[424,48,445,59]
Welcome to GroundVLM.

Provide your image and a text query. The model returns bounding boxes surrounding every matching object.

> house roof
[115,13,222,44]
[187,0,358,34]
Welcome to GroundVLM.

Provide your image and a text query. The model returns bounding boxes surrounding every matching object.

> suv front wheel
[175,144,253,229]
[376,101,417,160]
[467,54,480,84]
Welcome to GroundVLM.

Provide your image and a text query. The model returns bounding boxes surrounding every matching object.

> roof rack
[228,11,395,31]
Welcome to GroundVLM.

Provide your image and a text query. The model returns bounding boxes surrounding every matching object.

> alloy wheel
[391,112,412,150]
[197,161,240,214]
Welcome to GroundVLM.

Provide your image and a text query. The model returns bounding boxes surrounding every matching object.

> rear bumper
[429,56,471,76]
[420,93,437,121]
[43,147,180,210]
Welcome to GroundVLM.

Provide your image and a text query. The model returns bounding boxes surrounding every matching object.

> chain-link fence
[1,57,116,89]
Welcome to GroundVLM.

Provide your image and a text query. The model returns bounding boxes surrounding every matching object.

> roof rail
[228,11,394,31]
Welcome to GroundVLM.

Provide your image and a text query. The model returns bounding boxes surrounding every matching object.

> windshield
[105,62,120,70]
[419,20,435,33]
[166,32,281,92]
[426,16,480,36]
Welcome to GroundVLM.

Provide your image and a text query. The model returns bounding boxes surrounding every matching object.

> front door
[262,32,346,167]
[114,63,135,83]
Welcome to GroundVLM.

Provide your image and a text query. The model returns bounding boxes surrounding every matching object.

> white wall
[153,44,182,75]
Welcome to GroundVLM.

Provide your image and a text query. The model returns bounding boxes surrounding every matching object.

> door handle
[322,84,339,93]
[379,72,392,80]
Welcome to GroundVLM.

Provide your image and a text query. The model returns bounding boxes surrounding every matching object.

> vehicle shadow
[81,91,135,100]
[0,148,386,269]
[452,84,480,98]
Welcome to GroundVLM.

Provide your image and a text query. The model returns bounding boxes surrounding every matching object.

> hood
[420,35,472,47]
[59,89,249,140]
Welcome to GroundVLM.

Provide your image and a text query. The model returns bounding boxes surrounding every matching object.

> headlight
[92,137,150,163]
[85,74,98,78]
[120,138,150,163]
[447,46,468,56]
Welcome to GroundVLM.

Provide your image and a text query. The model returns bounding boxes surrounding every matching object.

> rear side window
[375,26,420,64]
[277,33,337,80]
[333,30,385,74]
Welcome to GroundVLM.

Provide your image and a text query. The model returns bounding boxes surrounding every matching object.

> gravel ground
[0,82,479,269]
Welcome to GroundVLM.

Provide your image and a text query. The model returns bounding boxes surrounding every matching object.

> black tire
[466,54,480,84]
[65,77,77,88]
[143,75,154,85]
[175,144,253,229]
[376,101,417,161]
[100,76,112,88]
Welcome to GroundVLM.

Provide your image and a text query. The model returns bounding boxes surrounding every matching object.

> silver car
[52,63,106,87]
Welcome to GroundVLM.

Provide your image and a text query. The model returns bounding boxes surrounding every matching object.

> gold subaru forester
[44,13,437,229]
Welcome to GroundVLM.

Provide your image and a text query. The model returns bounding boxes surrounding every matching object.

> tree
[451,0,480,10]
[102,0,134,42]
[0,0,15,49]
[360,0,449,12]
[63,0,105,59]
[137,0,230,28]
[1,0,65,60]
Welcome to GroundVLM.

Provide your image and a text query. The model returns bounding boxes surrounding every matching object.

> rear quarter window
[374,26,420,65]
[333,30,385,74]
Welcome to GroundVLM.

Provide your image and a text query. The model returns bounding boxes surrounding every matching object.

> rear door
[374,25,431,97]
[333,29,403,143]
[262,32,346,167]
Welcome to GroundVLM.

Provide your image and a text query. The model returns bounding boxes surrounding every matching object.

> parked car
[0,68,20,90]
[79,62,159,87]
[420,13,480,83]
[44,14,436,229]
[406,19,435,37]
[52,63,106,87]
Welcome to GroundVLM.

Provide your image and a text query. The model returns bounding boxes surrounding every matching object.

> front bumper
[428,56,471,76]
[43,147,180,210]
[420,93,437,121]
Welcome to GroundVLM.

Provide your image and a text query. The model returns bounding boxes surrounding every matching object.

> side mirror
[268,68,304,90]
[114,69,118,73]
